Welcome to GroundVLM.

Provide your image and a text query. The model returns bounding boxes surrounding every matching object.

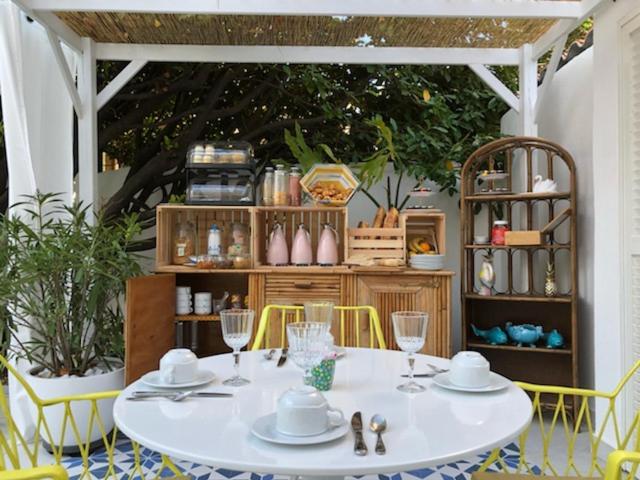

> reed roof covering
[56,12,562,49]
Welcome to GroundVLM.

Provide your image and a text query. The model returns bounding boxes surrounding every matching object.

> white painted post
[77,37,98,216]
[517,43,538,136]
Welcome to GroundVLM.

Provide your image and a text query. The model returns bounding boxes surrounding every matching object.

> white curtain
[0,1,77,432]
[0,2,75,205]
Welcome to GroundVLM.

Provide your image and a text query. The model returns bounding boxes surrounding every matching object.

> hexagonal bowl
[300,164,360,206]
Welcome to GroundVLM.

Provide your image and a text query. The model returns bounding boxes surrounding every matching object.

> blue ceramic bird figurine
[505,322,544,347]
[543,329,564,349]
[471,324,508,345]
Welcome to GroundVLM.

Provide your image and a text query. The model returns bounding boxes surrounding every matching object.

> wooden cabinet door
[125,274,176,384]
[356,274,451,357]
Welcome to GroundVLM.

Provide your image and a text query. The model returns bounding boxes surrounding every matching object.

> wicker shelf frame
[460,136,578,401]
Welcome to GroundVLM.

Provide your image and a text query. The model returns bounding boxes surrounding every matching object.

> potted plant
[0,193,141,449]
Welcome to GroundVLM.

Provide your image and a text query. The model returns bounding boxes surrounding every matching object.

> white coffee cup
[159,349,198,385]
[176,299,192,315]
[449,351,490,388]
[194,292,212,315]
[276,386,344,437]
[176,286,191,296]
[194,304,212,315]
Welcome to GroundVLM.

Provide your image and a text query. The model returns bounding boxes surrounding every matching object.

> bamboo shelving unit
[460,137,578,408]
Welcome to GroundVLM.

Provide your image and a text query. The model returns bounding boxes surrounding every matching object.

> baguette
[356,221,370,239]
[383,207,399,228]
[372,207,385,228]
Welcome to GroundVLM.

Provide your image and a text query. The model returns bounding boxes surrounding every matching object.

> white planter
[25,363,124,450]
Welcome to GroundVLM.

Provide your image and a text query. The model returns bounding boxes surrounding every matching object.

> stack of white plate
[410,254,445,270]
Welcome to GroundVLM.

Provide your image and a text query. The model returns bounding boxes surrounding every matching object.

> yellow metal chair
[474,360,640,480]
[251,304,387,350]
[0,355,186,479]
[0,465,69,480]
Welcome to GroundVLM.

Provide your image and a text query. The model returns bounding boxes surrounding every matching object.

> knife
[401,373,437,378]
[277,348,288,367]
[351,411,368,456]
[132,391,233,398]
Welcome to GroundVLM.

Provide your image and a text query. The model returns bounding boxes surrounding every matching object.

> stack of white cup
[176,286,192,315]
[194,292,213,315]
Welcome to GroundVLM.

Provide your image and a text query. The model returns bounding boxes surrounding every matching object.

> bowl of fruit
[300,164,360,206]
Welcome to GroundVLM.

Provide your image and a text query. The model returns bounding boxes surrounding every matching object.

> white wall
[591,0,640,437]
[503,48,595,390]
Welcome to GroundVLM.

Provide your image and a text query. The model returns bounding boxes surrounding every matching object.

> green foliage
[0,193,142,376]
[284,123,330,172]
[98,63,514,220]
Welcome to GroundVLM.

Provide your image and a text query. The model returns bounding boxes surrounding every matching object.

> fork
[127,391,192,402]
[427,363,449,373]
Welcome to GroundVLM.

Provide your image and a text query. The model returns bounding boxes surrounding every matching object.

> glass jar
[289,166,302,206]
[173,213,196,264]
[262,166,274,206]
[274,164,289,206]
[491,220,510,245]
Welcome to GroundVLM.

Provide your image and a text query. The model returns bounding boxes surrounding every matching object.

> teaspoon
[369,414,387,455]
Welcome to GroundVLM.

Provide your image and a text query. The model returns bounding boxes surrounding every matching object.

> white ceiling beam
[24,0,583,19]
[468,64,519,113]
[9,0,82,52]
[535,34,568,122]
[533,0,606,59]
[45,28,82,117]
[518,44,538,137]
[97,60,147,111]
[78,37,98,212]
[95,44,521,66]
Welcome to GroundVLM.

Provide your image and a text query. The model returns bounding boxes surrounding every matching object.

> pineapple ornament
[545,262,557,297]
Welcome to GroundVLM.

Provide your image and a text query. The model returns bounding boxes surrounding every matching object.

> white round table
[114,348,532,477]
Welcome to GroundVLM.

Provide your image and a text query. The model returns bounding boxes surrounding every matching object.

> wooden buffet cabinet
[125,204,453,383]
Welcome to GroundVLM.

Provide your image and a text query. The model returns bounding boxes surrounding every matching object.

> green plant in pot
[0,192,142,450]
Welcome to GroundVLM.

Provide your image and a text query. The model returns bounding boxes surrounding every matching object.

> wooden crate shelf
[156,205,253,270]
[345,226,405,264]
[253,206,347,268]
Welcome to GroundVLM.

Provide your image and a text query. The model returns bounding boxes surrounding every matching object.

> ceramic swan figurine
[471,324,508,345]
[505,322,544,347]
[532,175,558,193]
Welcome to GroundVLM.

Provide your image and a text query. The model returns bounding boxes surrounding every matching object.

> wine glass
[304,301,335,325]
[220,309,254,387]
[304,300,336,349]
[286,322,329,384]
[392,311,429,393]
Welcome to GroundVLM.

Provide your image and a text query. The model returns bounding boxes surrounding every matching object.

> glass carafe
[173,213,196,265]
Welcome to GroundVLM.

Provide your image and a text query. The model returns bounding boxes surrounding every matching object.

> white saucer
[251,413,349,445]
[141,370,216,389]
[433,371,510,393]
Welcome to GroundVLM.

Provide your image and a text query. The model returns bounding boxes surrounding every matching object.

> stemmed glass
[392,311,429,393]
[220,309,254,387]
[286,322,329,384]
[304,301,335,325]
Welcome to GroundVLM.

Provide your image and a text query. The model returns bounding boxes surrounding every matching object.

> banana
[409,237,425,253]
